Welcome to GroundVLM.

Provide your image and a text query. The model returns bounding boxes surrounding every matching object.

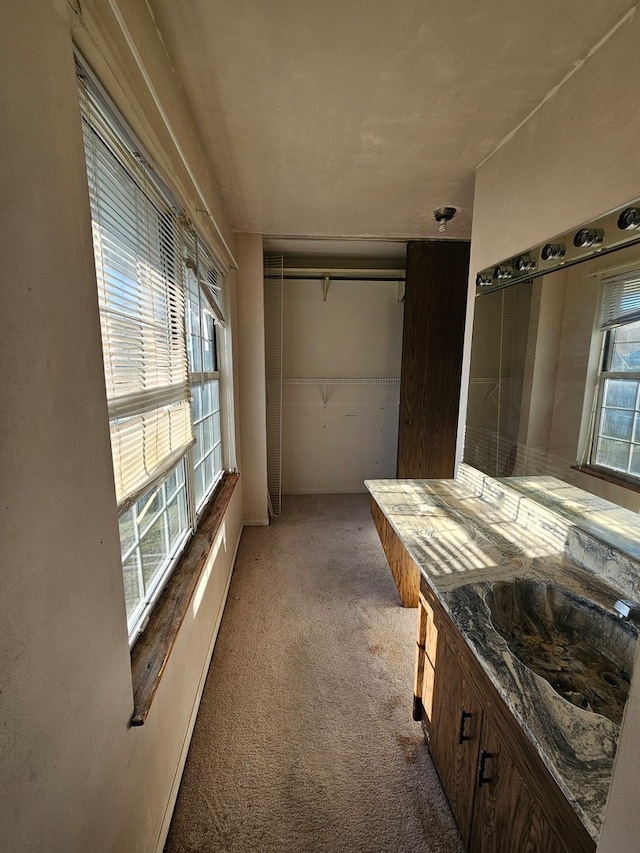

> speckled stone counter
[366,465,640,843]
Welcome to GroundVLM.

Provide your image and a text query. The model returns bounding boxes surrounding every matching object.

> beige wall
[468,13,640,275]
[0,2,242,851]
[235,233,269,524]
[465,9,640,850]
[281,278,403,493]
[515,274,565,474]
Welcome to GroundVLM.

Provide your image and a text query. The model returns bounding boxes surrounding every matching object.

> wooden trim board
[130,472,240,725]
[370,497,419,607]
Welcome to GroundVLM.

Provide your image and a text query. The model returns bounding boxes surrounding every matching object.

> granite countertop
[365,465,640,843]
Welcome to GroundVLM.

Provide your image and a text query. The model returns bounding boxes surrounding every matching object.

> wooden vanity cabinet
[413,590,438,724]
[415,580,596,853]
[468,714,564,853]
[429,628,481,846]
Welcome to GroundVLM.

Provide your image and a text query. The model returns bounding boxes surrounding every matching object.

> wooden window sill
[570,464,640,495]
[129,471,239,726]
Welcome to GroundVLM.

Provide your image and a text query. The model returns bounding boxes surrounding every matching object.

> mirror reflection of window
[464,282,532,478]
[589,270,640,480]
[464,246,640,520]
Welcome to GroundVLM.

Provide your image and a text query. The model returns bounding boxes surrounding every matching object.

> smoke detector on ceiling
[434,206,457,233]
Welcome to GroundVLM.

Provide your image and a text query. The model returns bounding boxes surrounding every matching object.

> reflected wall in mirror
[465,242,640,516]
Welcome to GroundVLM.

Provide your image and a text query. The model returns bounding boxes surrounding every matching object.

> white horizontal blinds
[600,269,640,329]
[78,69,193,510]
[197,237,227,328]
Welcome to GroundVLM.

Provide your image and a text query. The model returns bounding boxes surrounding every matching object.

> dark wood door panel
[397,239,470,478]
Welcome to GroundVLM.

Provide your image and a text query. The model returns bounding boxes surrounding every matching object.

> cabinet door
[470,719,564,853]
[429,635,482,847]
[415,593,439,731]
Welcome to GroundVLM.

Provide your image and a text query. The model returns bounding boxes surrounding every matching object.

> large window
[77,59,228,642]
[590,271,640,481]
[184,237,225,512]
[118,462,190,631]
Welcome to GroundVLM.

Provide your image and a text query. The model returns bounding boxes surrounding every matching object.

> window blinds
[184,229,227,328]
[78,65,194,511]
[600,269,640,329]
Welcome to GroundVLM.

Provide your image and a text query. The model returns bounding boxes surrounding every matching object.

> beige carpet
[165,493,464,853]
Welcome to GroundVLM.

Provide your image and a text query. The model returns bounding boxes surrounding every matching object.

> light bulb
[434,206,456,233]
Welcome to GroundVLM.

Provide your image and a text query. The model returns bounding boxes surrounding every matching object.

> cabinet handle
[458,710,473,744]
[478,749,493,788]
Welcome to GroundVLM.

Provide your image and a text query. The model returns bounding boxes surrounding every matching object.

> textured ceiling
[148,0,632,243]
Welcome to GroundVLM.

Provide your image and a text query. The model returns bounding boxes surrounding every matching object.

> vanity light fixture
[475,196,640,293]
[541,243,566,262]
[513,255,536,273]
[434,206,457,233]
[493,264,513,281]
[476,272,494,287]
[573,227,604,249]
[617,207,640,230]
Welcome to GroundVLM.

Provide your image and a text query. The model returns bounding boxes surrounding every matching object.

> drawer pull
[478,749,493,787]
[458,710,473,744]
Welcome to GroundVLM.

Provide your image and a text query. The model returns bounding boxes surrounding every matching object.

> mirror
[465,238,640,557]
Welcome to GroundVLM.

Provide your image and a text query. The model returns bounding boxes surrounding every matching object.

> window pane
[202,312,215,372]
[195,462,206,508]
[201,381,213,417]
[139,513,168,588]
[137,485,164,538]
[201,415,214,450]
[118,507,136,557]
[167,491,188,550]
[188,297,200,339]
[186,336,197,375]
[211,379,220,412]
[615,320,640,342]
[603,379,638,409]
[600,408,634,441]
[193,437,204,467]
[610,320,640,371]
[214,443,223,477]
[191,334,203,373]
[195,421,205,455]
[165,460,185,500]
[611,346,640,371]
[191,382,202,424]
[631,445,640,476]
[123,552,142,620]
[204,451,214,487]
[595,437,631,472]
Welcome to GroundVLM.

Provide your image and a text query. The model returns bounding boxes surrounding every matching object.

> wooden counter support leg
[414,598,428,721]
[370,497,419,607]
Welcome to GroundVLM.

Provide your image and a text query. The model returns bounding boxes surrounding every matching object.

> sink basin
[486,579,637,725]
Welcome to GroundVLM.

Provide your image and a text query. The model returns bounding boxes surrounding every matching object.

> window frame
[76,54,232,646]
[588,319,640,483]
[183,240,226,516]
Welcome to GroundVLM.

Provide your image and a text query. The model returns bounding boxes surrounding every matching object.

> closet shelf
[281,377,400,406]
[282,377,400,385]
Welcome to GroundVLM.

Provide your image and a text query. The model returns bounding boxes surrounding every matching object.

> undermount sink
[486,579,637,725]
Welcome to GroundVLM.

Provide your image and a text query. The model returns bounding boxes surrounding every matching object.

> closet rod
[282,268,405,282]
